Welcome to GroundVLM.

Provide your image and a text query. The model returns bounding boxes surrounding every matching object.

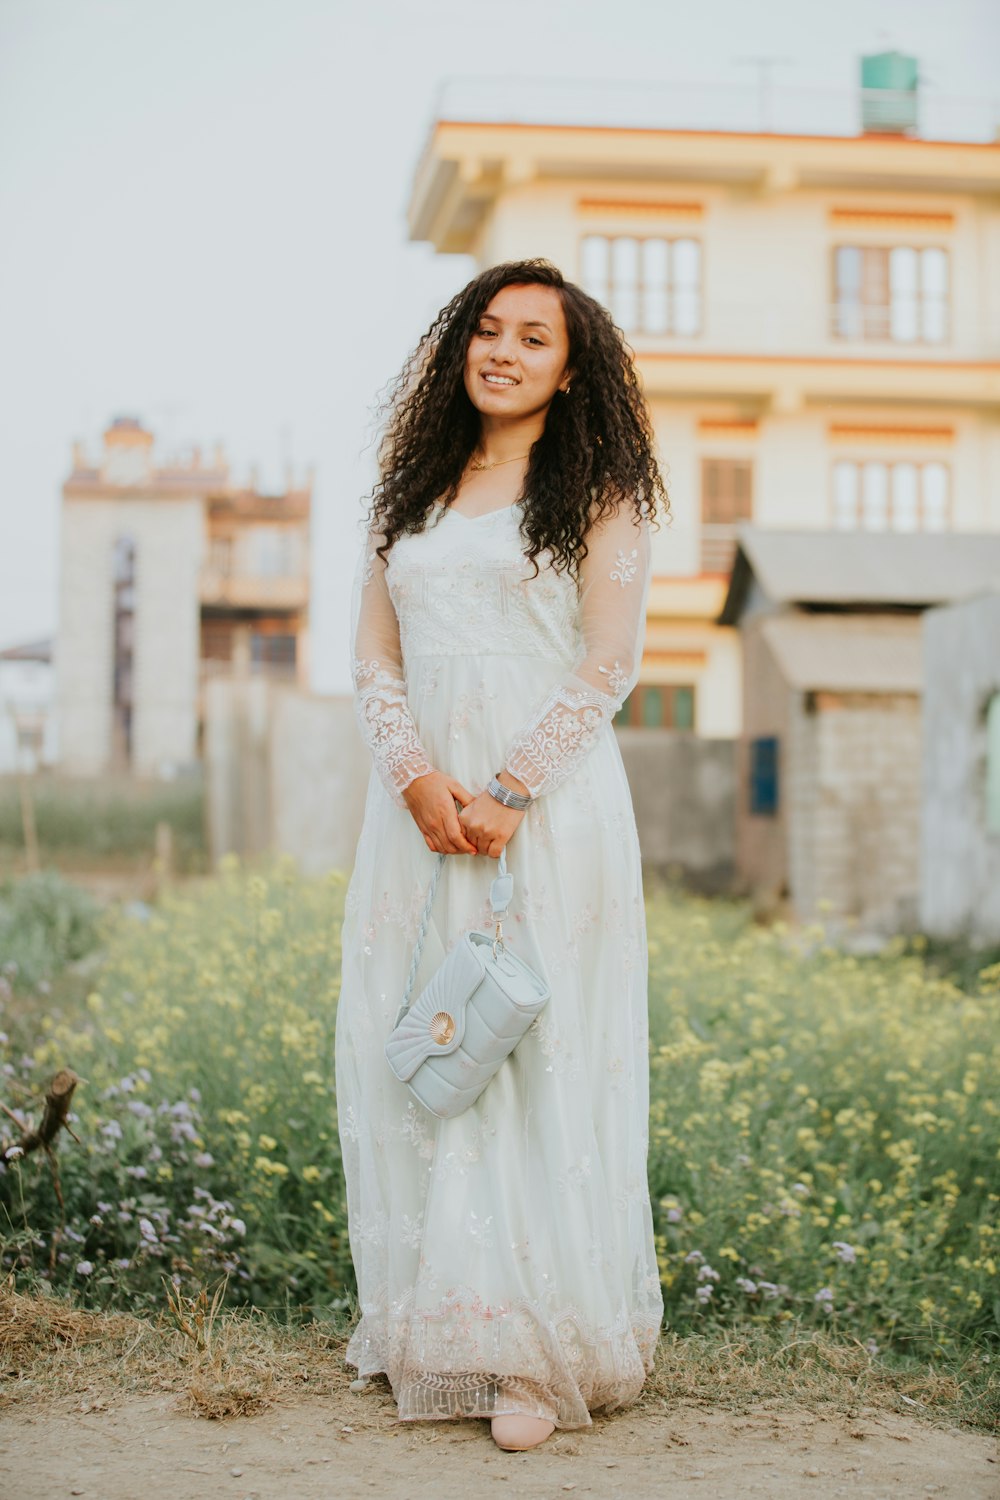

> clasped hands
[402,769,529,859]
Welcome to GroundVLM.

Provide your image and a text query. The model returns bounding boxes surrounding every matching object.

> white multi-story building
[406,62,1000,739]
[57,417,311,776]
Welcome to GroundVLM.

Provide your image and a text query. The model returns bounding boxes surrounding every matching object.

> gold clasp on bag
[493,920,505,959]
[429,1011,456,1045]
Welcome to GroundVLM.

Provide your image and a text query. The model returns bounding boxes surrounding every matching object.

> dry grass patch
[2,1276,995,1435]
[0,1274,353,1419]
[636,1328,996,1434]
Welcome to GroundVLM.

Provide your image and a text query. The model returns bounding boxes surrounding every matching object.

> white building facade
[58,421,206,776]
[407,87,1000,738]
[57,418,311,777]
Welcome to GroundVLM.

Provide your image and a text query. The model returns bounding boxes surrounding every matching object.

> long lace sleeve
[503,504,652,798]
[350,529,434,807]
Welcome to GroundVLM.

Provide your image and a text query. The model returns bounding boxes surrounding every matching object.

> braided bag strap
[398,854,445,1018]
[394,849,513,1025]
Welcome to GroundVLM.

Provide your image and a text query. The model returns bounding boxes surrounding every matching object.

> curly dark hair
[367,258,670,577]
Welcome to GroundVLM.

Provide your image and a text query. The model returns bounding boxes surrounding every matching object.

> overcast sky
[1,0,996,691]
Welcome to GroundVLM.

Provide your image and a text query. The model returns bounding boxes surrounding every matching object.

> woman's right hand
[402,771,478,855]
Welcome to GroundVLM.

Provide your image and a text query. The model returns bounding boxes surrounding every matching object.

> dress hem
[342,1301,662,1431]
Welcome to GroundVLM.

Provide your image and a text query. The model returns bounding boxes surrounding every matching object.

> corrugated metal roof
[718,527,1000,624]
[759,613,923,692]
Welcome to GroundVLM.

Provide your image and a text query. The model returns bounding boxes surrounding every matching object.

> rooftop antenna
[733,55,795,133]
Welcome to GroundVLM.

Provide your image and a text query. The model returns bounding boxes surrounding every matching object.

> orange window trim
[698,419,759,435]
[829,423,954,444]
[829,208,954,229]
[642,650,708,666]
[578,197,704,219]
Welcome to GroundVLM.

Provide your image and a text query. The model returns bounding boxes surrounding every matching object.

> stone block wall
[792,691,922,931]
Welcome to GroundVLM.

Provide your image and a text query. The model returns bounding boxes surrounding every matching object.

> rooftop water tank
[860,51,919,134]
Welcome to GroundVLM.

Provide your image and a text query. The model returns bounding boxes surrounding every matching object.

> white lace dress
[335,496,664,1430]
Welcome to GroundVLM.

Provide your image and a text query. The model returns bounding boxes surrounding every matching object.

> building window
[581,234,702,336]
[832,245,949,343]
[832,459,950,531]
[251,632,296,671]
[749,736,779,816]
[701,458,753,573]
[987,692,1000,836]
[614,683,695,729]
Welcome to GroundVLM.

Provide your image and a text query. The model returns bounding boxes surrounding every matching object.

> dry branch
[0,1069,82,1164]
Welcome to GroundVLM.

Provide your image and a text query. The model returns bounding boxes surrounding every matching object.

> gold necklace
[469,451,531,472]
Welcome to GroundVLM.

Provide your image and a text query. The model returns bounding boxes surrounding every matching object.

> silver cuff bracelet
[487,775,532,810]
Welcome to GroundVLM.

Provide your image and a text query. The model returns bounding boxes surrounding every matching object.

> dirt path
[1,1387,996,1500]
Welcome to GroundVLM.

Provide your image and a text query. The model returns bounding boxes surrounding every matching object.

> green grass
[0,870,103,991]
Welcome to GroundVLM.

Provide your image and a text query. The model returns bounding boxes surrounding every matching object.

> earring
[561,384,571,395]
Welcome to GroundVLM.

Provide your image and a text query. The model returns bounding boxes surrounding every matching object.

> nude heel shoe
[490,1413,555,1451]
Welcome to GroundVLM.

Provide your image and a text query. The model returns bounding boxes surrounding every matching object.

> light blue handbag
[384,849,551,1119]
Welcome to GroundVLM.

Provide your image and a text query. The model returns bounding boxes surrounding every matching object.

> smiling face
[463,282,572,426]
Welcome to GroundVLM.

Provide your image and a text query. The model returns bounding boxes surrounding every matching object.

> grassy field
[1,858,997,1429]
[0,772,206,877]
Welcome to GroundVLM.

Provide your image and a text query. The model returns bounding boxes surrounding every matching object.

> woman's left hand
[458,791,525,859]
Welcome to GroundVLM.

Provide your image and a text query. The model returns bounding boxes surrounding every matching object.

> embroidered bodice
[385,505,582,665]
[350,499,652,804]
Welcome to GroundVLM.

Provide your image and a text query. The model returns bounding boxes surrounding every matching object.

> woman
[335,258,669,1452]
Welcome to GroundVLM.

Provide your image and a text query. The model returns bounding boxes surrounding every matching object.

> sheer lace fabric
[502,508,651,797]
[337,499,663,1429]
[351,539,434,807]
